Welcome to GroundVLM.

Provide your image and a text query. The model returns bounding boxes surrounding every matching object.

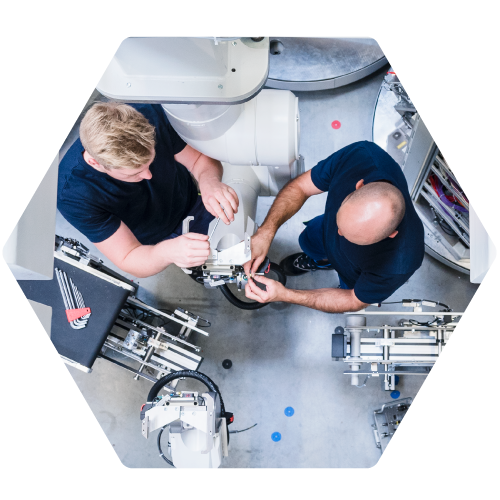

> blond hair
[80,102,156,170]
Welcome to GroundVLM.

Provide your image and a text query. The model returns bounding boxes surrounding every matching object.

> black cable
[229,423,257,434]
[157,426,174,467]
[438,219,456,236]
[147,370,226,416]
[197,318,212,328]
[219,262,287,310]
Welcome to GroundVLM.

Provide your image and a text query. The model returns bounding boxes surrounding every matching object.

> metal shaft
[383,326,392,390]
[134,328,165,381]
[346,315,366,386]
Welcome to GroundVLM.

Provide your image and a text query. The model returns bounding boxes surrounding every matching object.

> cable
[229,423,257,434]
[438,219,457,236]
[196,318,211,328]
[157,426,174,467]
[380,299,451,311]
[219,262,287,310]
[147,370,226,416]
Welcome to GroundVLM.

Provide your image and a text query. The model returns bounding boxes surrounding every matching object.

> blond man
[58,102,239,278]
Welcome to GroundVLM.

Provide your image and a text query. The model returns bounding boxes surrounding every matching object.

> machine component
[372,397,412,452]
[97,37,270,105]
[333,300,463,390]
[189,259,286,310]
[416,152,470,266]
[55,267,91,328]
[161,80,299,308]
[373,71,473,275]
[266,38,388,91]
[217,262,286,310]
[103,296,208,384]
[184,164,288,309]
[141,370,233,468]
[163,89,299,176]
[54,235,137,289]
[54,236,211,382]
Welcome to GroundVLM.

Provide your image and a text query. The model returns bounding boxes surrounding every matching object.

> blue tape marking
[271,432,281,442]
[390,390,401,399]
[284,407,295,417]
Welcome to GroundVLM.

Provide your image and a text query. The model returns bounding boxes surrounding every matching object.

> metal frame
[335,303,461,390]
[54,235,210,383]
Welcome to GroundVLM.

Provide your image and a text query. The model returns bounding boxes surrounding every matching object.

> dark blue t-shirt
[310,141,425,304]
[57,103,198,245]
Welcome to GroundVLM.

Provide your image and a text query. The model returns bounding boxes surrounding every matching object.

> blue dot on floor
[284,406,295,417]
[271,432,281,442]
[390,390,401,399]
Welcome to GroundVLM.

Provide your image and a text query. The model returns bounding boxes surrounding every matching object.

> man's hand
[244,275,287,303]
[166,232,211,268]
[174,145,239,225]
[199,177,239,225]
[243,228,275,277]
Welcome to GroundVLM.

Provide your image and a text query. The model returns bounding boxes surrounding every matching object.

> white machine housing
[165,88,300,273]
[142,390,228,468]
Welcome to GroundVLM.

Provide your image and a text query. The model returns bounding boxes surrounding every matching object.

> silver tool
[208,217,220,243]
[208,205,229,243]
[180,216,195,275]
[55,267,91,329]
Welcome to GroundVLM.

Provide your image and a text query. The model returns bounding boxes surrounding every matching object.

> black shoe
[279,252,334,276]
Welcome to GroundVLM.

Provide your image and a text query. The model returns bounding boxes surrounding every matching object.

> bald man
[243,141,425,313]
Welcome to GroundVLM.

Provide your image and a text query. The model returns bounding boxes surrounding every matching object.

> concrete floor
[56,65,479,468]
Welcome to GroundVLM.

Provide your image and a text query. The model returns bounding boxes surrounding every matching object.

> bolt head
[218,84,223,89]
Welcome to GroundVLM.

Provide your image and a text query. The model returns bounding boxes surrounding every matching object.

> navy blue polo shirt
[310,141,425,304]
[57,103,198,245]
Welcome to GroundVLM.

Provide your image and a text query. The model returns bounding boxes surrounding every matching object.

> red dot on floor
[331,120,341,129]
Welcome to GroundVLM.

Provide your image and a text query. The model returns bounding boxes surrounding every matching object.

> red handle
[65,307,91,322]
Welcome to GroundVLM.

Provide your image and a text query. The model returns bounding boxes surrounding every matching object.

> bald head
[337,181,406,245]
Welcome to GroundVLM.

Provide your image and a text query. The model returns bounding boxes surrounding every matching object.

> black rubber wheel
[219,262,287,310]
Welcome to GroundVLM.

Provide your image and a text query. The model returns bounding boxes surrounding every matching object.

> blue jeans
[298,214,350,290]
[166,195,215,239]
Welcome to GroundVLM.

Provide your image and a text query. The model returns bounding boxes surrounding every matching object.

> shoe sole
[280,253,311,276]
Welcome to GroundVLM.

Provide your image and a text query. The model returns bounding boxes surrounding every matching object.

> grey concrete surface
[58,65,478,468]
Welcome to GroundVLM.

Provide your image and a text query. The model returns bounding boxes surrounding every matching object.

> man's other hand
[169,232,211,268]
[243,229,274,277]
[200,179,239,225]
[244,275,286,303]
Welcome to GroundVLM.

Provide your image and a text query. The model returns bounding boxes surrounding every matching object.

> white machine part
[96,37,270,104]
[142,391,228,468]
[163,89,299,169]
[169,88,300,276]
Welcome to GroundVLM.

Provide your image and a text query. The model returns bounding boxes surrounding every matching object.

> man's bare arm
[175,145,239,224]
[245,276,369,313]
[244,170,323,275]
[281,287,369,313]
[94,221,210,278]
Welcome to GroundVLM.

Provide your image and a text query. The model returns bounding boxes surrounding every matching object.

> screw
[232,41,237,46]
[218,84,223,89]
[126,82,131,87]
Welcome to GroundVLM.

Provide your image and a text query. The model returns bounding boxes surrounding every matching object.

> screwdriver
[208,217,220,242]
[208,205,228,243]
